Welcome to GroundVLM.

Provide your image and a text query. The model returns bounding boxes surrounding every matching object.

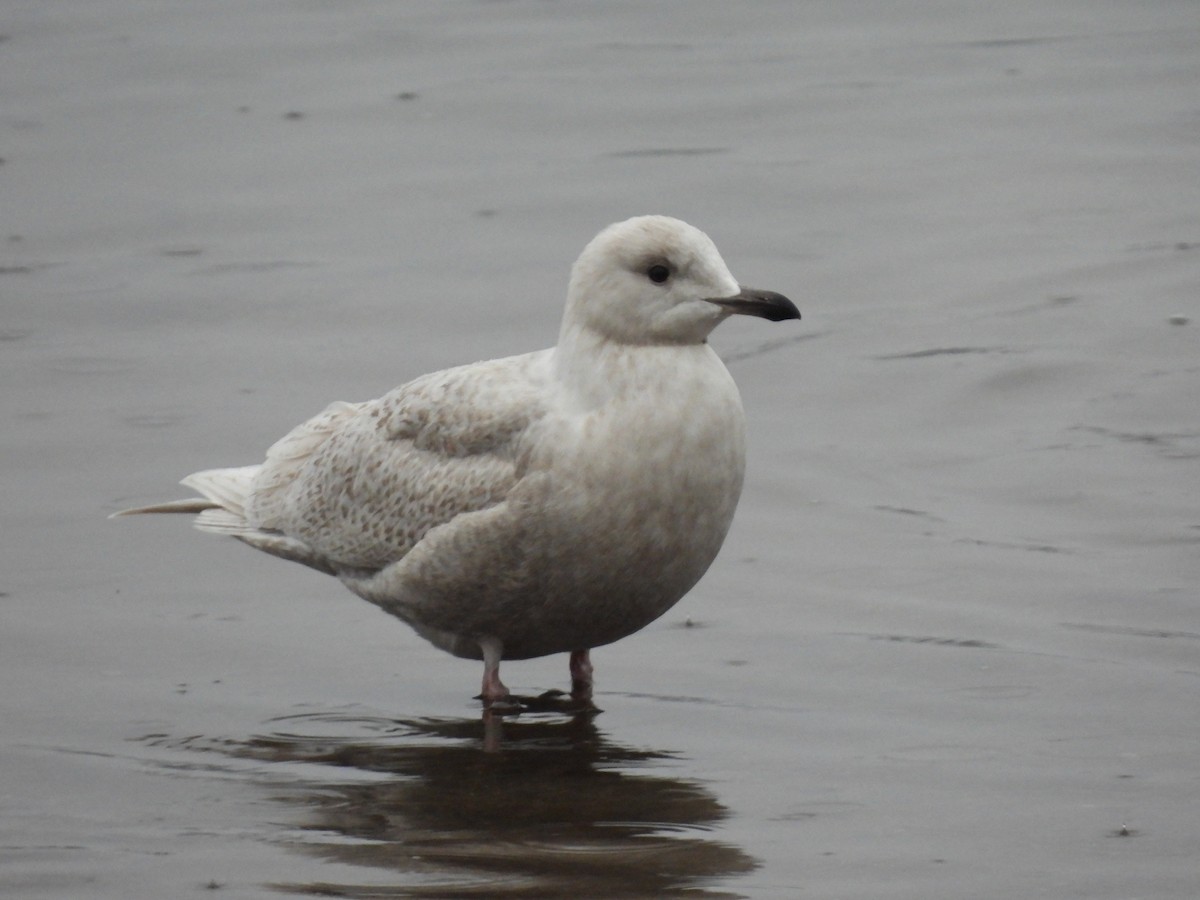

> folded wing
[241,350,553,574]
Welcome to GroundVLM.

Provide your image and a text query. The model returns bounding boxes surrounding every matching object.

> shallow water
[4,1,1199,897]
[142,707,759,897]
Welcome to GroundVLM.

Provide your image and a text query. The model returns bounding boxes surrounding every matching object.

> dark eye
[647,264,670,284]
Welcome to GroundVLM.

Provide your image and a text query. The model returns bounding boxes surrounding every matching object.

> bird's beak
[708,285,800,322]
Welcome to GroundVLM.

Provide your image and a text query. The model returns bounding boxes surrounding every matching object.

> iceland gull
[114,215,800,705]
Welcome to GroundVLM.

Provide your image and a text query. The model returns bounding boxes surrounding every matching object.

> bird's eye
[647,264,670,284]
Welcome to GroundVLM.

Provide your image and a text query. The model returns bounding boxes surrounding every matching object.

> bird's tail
[110,465,337,575]
[110,465,260,535]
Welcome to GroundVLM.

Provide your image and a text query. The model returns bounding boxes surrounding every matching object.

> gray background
[3,2,1198,897]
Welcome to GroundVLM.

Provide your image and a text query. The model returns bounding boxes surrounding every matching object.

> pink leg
[569,649,594,699]
[479,637,510,704]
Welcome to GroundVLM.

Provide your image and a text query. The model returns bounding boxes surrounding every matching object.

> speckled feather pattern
[246,351,551,572]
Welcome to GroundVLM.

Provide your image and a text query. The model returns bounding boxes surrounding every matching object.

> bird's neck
[551,323,719,408]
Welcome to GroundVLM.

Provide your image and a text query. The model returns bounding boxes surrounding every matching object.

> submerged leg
[569,648,594,700]
[479,637,510,704]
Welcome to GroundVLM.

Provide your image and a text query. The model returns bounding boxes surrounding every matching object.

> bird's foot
[479,672,513,706]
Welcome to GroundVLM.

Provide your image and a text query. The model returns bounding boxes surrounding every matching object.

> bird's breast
[521,351,747,613]
[386,348,752,658]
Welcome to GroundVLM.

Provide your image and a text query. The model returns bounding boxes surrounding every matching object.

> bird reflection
[168,704,757,898]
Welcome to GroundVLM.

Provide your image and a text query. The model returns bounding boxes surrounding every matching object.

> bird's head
[561,215,799,346]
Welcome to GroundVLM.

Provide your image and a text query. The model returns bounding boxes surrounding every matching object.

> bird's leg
[479,637,510,704]
[569,648,594,700]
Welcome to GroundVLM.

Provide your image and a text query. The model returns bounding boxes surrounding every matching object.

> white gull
[114,215,800,704]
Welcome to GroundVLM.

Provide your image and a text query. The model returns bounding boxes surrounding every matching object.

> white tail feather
[112,402,362,577]
[109,498,217,518]
[113,465,259,527]
[180,466,259,519]
[113,462,335,575]
[194,508,254,535]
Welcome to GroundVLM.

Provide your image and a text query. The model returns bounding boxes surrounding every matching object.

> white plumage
[115,216,799,703]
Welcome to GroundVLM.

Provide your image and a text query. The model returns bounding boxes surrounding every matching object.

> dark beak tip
[716,287,800,322]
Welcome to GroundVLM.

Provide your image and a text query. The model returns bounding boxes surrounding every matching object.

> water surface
[3,2,1198,897]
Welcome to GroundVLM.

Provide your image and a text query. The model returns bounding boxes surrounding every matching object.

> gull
[114,216,799,705]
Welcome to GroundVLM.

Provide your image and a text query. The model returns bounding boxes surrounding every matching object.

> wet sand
[3,2,1198,897]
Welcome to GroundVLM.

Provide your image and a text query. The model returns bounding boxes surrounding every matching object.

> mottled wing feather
[248,350,551,573]
[249,401,365,527]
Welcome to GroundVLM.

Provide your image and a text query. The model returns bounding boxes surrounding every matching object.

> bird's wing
[247,350,553,572]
